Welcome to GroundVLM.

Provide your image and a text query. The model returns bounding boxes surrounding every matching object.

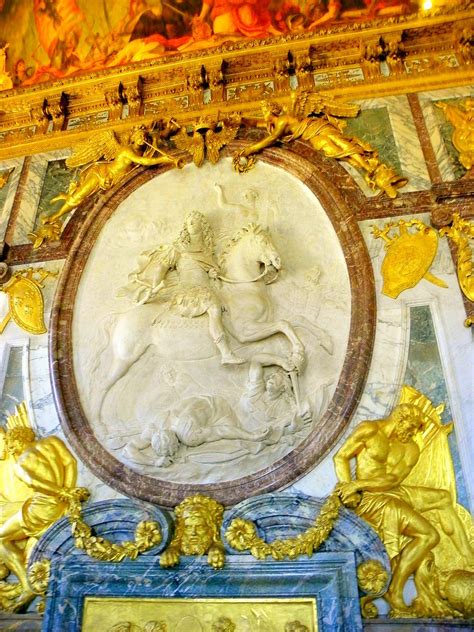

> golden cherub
[234,91,407,199]
[49,125,184,223]
[436,98,474,171]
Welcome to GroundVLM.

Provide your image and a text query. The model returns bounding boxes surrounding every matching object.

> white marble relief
[72,159,351,485]
[0,157,24,243]
[418,86,474,181]
[11,148,71,245]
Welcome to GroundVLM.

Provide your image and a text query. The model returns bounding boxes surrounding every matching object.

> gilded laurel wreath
[68,498,162,562]
[225,492,341,560]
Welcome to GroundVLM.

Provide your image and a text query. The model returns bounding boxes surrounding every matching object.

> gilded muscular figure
[0,403,88,611]
[334,396,473,617]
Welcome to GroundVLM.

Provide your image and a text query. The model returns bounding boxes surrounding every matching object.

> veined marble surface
[0,157,24,243]
[418,86,474,181]
[342,95,431,196]
[10,149,71,246]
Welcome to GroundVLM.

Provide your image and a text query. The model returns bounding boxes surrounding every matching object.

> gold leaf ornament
[225,493,341,561]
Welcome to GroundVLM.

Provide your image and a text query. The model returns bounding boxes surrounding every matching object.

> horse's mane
[218,223,269,268]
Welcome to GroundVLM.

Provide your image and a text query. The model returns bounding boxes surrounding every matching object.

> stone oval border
[50,139,375,507]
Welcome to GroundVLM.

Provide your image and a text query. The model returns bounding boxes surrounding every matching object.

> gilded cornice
[0,6,472,160]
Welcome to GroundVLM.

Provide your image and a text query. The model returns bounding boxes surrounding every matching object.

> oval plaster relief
[51,149,375,506]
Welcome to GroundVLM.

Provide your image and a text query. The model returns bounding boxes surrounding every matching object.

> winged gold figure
[174,115,241,167]
[42,126,184,226]
[234,91,407,199]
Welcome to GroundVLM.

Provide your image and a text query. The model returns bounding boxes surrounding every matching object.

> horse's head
[220,223,281,283]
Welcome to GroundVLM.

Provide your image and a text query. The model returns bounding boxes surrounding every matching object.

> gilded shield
[3,276,47,335]
[381,227,439,298]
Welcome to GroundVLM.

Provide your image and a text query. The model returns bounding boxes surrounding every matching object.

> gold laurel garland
[67,496,162,562]
[225,491,341,560]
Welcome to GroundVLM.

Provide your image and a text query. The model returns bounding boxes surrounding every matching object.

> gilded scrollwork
[334,385,474,619]
[439,212,474,303]
[28,124,185,248]
[371,219,447,298]
[160,495,225,570]
[356,559,389,619]
[225,493,341,561]
[233,92,407,199]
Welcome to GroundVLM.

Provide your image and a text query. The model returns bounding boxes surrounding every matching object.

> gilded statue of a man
[334,400,473,617]
[0,404,87,611]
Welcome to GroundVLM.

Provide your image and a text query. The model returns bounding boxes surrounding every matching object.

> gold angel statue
[174,115,241,167]
[30,125,184,248]
[234,92,407,199]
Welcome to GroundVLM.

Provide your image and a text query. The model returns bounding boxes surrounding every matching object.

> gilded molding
[0,8,472,159]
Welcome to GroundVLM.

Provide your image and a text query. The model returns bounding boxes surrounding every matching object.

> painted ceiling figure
[197,0,277,38]
[127,0,201,47]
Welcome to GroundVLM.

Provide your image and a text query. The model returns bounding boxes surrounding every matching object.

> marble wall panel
[0,157,24,243]
[342,95,431,197]
[10,149,72,246]
[418,86,474,182]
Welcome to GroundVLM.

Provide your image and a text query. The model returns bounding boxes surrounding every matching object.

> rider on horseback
[118,210,244,365]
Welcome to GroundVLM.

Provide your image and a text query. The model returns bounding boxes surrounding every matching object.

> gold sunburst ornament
[371,219,448,298]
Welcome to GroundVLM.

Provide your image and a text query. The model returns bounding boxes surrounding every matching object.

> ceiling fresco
[0,0,422,91]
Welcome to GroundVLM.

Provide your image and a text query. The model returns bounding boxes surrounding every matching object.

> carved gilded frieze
[0,6,472,160]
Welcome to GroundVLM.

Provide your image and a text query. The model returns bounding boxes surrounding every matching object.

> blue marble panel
[43,553,363,632]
